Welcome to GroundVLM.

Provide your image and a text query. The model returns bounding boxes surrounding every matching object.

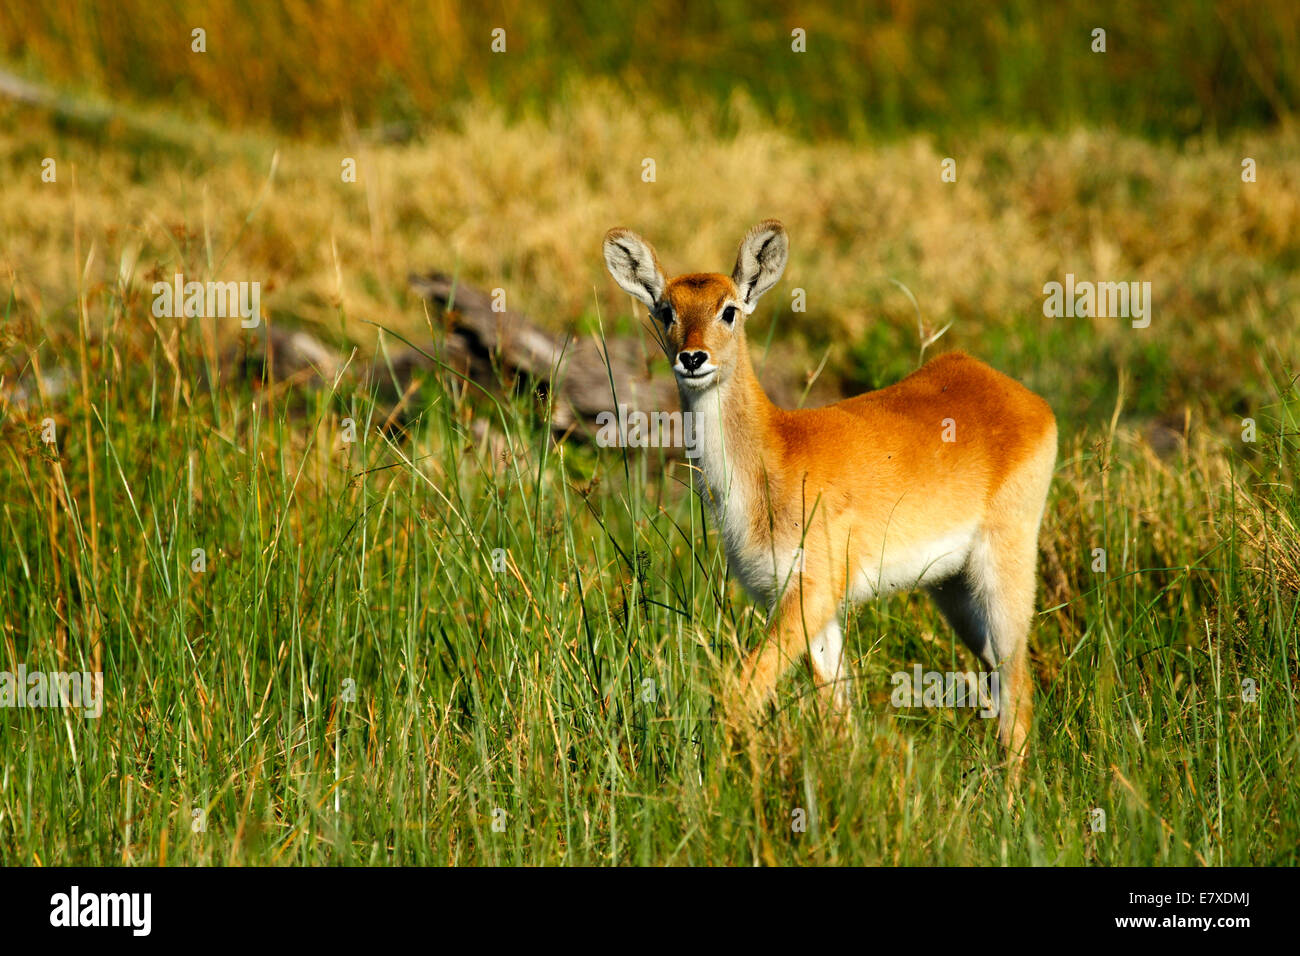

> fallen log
[200,272,805,449]
[407,271,678,437]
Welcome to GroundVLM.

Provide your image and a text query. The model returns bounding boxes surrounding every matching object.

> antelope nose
[678,350,708,372]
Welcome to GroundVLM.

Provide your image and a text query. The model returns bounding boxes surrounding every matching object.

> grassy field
[3,0,1297,139]
[1,6,1298,865]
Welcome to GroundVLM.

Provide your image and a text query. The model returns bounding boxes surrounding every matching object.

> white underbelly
[723,524,977,609]
[850,526,976,601]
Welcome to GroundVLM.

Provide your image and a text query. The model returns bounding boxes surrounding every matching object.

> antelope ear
[603,228,667,309]
[731,219,788,312]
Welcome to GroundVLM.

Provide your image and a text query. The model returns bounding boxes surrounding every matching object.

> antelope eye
[653,306,674,326]
[720,305,737,325]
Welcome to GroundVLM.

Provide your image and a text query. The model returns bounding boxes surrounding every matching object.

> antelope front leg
[808,618,851,716]
[731,582,835,723]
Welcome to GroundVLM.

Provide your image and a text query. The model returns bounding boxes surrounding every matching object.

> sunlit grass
[1,1,1295,139]
[1,269,1296,863]
[0,44,1296,864]
[1,99,1297,439]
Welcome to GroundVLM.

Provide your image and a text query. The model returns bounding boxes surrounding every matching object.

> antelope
[603,220,1057,769]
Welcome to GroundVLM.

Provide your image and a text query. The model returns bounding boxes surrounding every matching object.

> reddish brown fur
[606,223,1056,778]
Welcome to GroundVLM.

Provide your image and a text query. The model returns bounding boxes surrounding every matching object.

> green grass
[1,2,1297,867]
[1,308,1296,865]
[2,0,1296,141]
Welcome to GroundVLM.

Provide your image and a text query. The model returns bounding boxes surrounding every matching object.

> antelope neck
[677,339,778,529]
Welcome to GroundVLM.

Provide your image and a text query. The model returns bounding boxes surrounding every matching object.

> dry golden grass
[5,0,1295,139]
[1,78,1297,868]
[3,86,1296,421]
[8,79,1291,633]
